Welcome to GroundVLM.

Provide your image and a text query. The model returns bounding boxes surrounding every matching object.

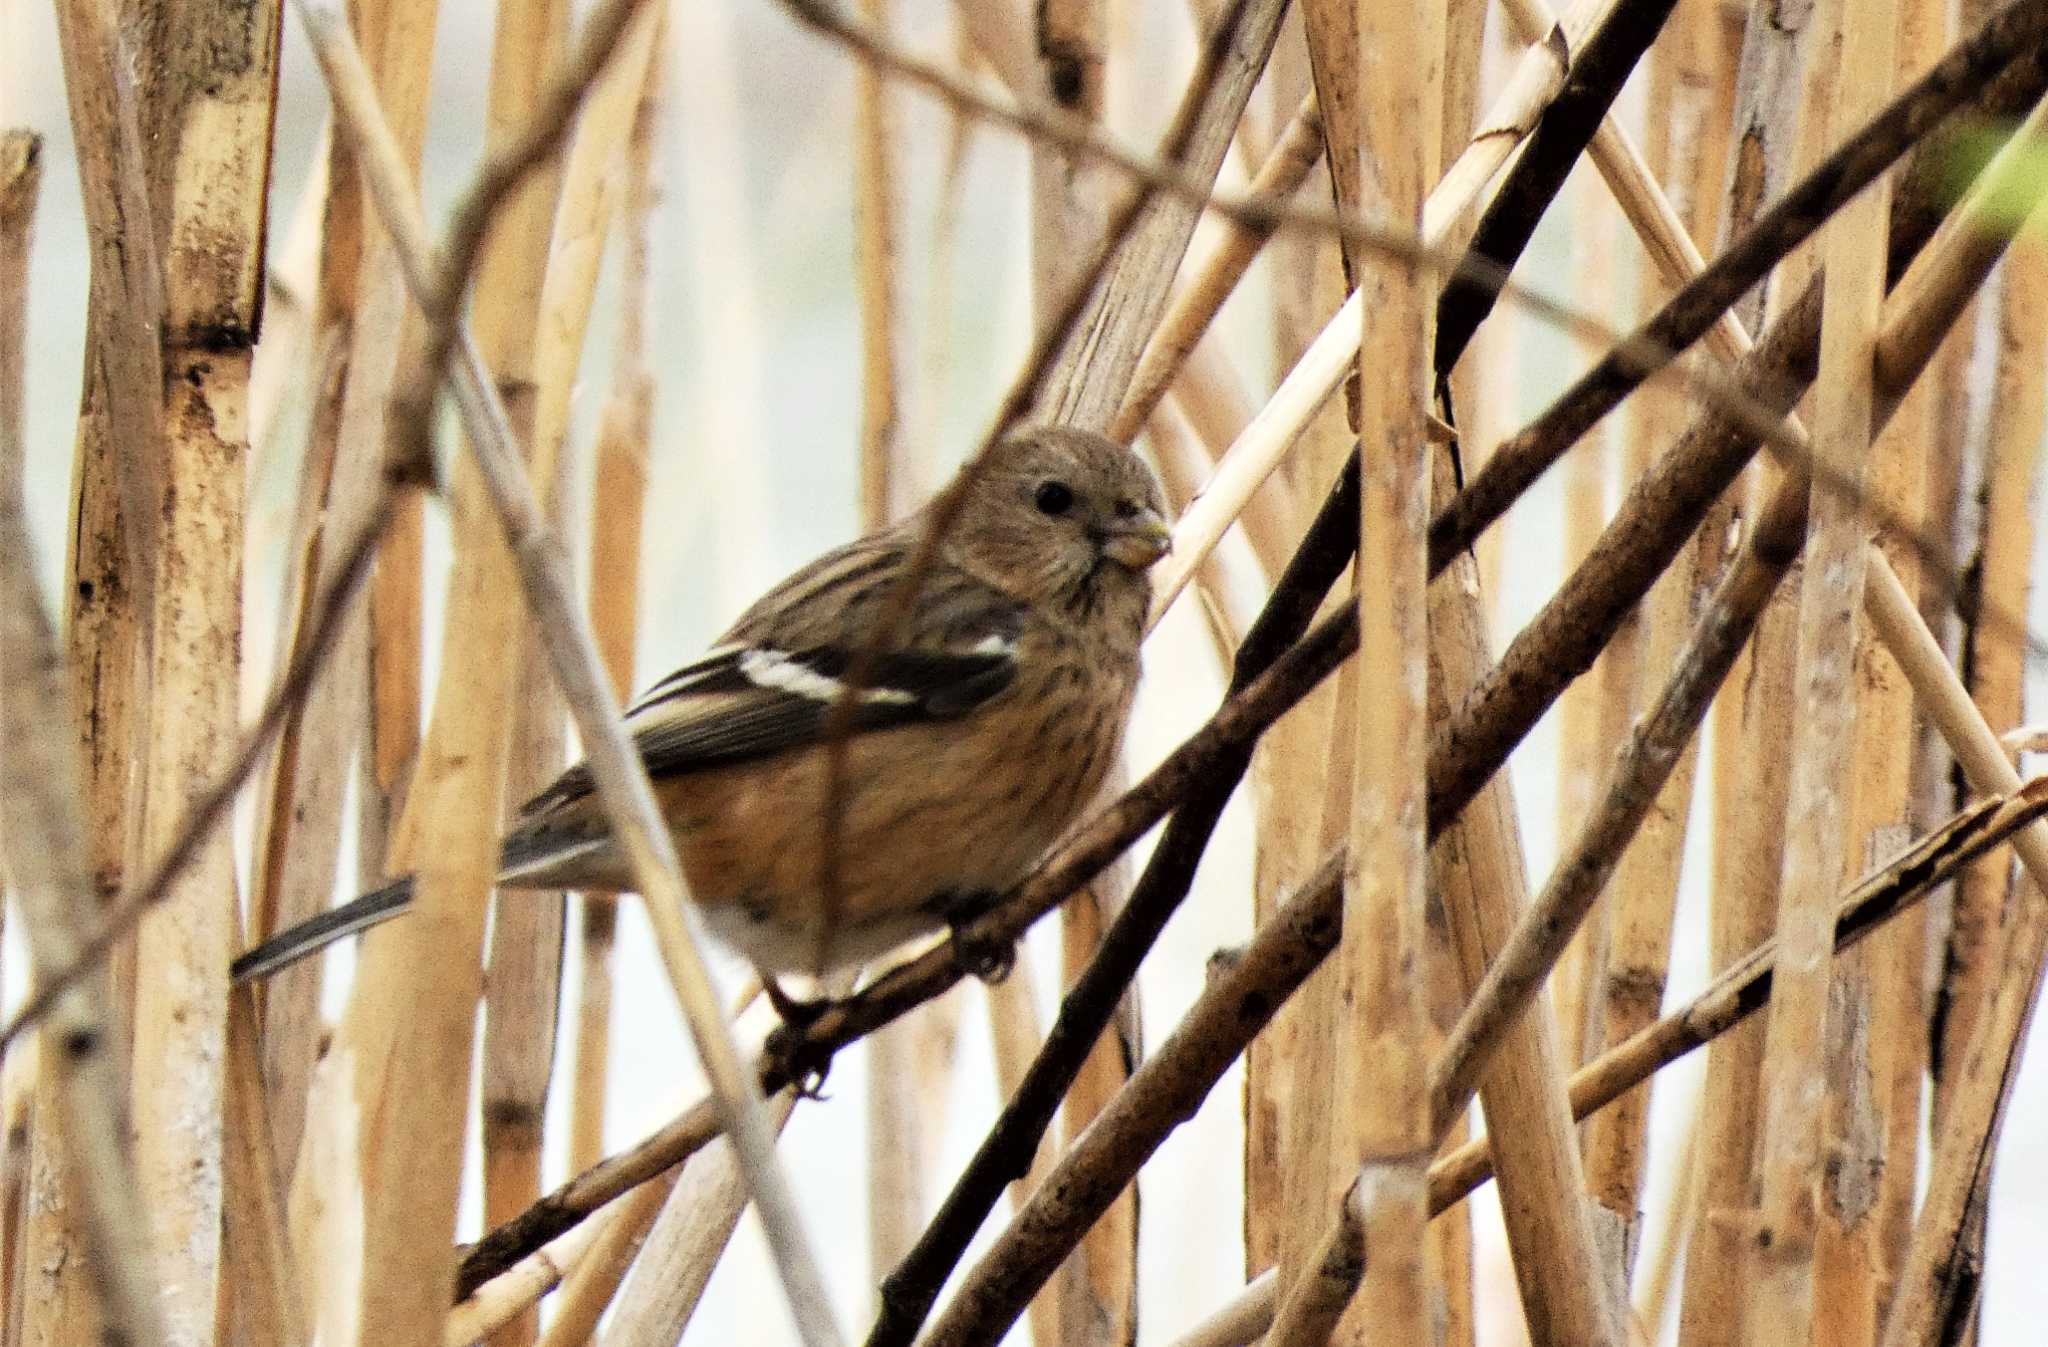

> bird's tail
[230,876,417,984]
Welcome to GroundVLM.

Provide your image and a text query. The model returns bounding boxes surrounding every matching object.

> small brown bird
[232,426,1170,993]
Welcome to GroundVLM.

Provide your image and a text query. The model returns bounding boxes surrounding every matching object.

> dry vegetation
[2,0,2048,1343]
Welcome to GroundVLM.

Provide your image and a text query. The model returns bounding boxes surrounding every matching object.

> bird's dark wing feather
[520,532,1025,817]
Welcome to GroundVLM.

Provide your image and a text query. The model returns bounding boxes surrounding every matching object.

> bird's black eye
[1114,499,1139,519]
[1034,480,1075,516]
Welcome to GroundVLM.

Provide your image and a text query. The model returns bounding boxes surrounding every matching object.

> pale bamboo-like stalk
[528,1175,675,1347]
[1551,171,1622,1071]
[249,0,428,1180]
[1843,0,1953,1307]
[1145,407,1263,652]
[0,122,168,1347]
[1270,0,1372,1314]
[854,0,901,526]
[0,1036,32,1347]
[1242,93,1345,1295]
[1324,0,1441,1335]
[1452,10,1524,627]
[359,0,429,903]
[475,9,574,1345]
[1107,93,1320,445]
[444,1210,612,1347]
[222,986,306,1346]
[1025,0,1134,1335]
[1555,168,1615,845]
[573,31,666,1177]
[979,956,1064,1347]
[1744,2,1895,1337]
[1681,3,1816,1337]
[601,1091,802,1347]
[81,2,279,1339]
[293,6,843,1340]
[1580,0,1737,1253]
[854,0,926,1288]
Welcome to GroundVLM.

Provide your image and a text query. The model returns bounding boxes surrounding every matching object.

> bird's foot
[760,976,836,1099]
[948,915,1015,985]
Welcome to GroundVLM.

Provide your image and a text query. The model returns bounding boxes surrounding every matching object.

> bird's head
[943,426,1171,617]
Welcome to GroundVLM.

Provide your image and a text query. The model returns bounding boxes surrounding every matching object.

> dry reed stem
[979,953,1064,1347]
[1273,0,1374,1322]
[474,10,576,1346]
[1681,0,1816,1332]
[249,0,428,1185]
[856,0,924,1280]
[223,987,307,1346]
[1556,171,1618,847]
[356,0,434,882]
[41,49,160,1266]
[445,1209,612,1347]
[1242,81,1347,1282]
[0,1039,34,1347]
[1322,0,1441,1332]
[1552,173,1626,1072]
[1023,0,1133,1334]
[854,0,902,526]
[1843,0,1955,1308]
[1748,0,1896,1329]
[1422,515,1626,1347]
[528,1175,672,1347]
[81,1,281,1337]
[573,33,665,1177]
[294,6,843,1340]
[1145,408,1262,651]
[1107,93,1320,444]
[1940,221,2047,1112]
[1158,776,2048,1347]
[601,1091,802,1347]
[1580,2,1737,1243]
[0,123,168,1347]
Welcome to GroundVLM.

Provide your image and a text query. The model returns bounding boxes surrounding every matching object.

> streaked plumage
[232,426,1169,985]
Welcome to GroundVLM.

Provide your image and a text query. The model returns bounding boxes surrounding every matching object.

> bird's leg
[936,890,1013,984]
[759,973,835,1099]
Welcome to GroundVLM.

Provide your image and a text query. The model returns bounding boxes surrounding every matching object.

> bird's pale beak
[1101,511,1172,570]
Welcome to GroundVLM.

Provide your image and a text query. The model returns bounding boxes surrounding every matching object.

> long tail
[231,876,416,984]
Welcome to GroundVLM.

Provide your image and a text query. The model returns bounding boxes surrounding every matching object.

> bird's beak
[1101,510,1172,570]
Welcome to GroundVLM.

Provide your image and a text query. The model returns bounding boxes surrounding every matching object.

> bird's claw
[949,918,1015,984]
[760,976,837,1098]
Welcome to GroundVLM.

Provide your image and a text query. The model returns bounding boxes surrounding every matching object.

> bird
[231,425,1171,1007]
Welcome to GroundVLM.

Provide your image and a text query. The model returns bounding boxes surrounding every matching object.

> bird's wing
[519,536,1024,817]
